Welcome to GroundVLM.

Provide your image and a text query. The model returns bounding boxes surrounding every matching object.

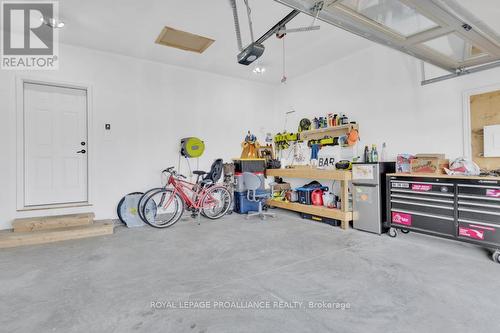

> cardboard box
[272,183,291,192]
[410,158,449,174]
[396,154,415,173]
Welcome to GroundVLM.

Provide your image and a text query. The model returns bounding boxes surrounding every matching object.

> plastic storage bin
[233,159,266,173]
[296,186,328,205]
[233,190,269,214]
[234,172,265,192]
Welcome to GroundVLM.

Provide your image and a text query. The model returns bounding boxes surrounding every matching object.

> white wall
[274,45,500,162]
[0,44,280,229]
[3,42,500,230]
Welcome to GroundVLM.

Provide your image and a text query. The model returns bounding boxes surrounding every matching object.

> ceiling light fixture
[41,16,65,29]
[252,63,267,75]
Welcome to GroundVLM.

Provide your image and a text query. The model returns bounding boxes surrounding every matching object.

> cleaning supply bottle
[339,114,345,125]
[333,114,338,127]
[313,117,319,129]
[371,144,379,163]
[340,114,349,125]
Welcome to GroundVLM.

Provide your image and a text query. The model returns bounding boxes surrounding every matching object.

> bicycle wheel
[138,187,164,222]
[142,189,184,228]
[201,186,232,220]
[117,192,144,226]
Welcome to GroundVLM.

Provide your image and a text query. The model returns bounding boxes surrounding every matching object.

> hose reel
[180,137,205,158]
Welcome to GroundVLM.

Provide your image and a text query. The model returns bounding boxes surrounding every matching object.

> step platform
[1,213,114,249]
[12,213,95,232]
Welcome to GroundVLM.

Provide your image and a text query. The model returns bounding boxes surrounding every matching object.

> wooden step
[12,213,95,233]
[0,222,113,249]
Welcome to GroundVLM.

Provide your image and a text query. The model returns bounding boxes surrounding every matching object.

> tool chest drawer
[390,209,455,236]
[391,199,454,217]
[390,180,455,196]
[457,184,500,200]
[458,184,500,224]
[458,204,500,224]
[390,180,455,218]
[458,220,500,247]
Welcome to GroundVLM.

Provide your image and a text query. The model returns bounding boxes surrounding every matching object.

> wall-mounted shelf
[299,124,358,141]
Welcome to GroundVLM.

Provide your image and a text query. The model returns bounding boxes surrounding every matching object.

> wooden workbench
[266,168,353,230]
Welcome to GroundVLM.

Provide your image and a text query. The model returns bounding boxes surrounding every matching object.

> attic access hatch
[273,0,500,85]
[155,26,214,53]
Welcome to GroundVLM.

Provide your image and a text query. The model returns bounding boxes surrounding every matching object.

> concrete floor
[1,210,499,333]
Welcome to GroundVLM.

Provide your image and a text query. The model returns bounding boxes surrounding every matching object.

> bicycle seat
[193,159,224,185]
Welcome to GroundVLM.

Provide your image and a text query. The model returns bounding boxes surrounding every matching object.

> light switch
[104,123,112,141]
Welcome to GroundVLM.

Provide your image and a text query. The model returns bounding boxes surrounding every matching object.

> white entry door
[24,83,88,207]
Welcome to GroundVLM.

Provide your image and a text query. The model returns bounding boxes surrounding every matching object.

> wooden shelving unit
[268,200,353,224]
[299,124,359,141]
[266,168,353,230]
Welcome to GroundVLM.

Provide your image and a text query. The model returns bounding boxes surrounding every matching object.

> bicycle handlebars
[162,167,175,174]
[162,167,187,179]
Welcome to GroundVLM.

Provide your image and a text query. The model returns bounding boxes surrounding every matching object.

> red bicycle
[140,167,232,228]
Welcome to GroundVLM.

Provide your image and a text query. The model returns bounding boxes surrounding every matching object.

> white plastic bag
[444,157,480,176]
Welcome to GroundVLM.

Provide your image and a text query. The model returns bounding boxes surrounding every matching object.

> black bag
[303,181,328,191]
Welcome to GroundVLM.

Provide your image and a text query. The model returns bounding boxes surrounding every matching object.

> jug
[322,192,335,208]
[311,189,324,206]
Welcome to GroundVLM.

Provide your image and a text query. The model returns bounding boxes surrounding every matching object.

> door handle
[76,149,86,154]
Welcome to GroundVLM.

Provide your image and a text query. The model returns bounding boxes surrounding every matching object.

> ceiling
[58,0,372,84]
